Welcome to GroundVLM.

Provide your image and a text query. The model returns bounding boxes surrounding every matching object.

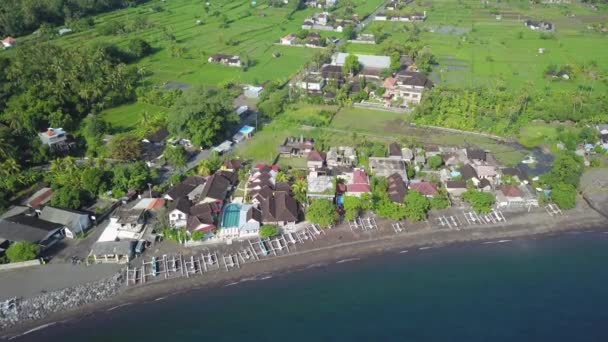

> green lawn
[101,102,167,133]
[331,107,410,134]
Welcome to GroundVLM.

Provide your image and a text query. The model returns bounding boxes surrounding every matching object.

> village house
[22,187,53,208]
[232,125,255,144]
[38,127,68,151]
[0,213,65,251]
[466,148,487,163]
[2,36,16,49]
[389,142,403,159]
[383,71,433,105]
[473,165,497,180]
[524,20,554,32]
[208,53,242,67]
[100,208,147,241]
[345,168,371,197]
[307,150,326,169]
[164,176,207,202]
[388,173,408,203]
[278,136,315,158]
[375,11,426,22]
[280,33,297,45]
[401,147,414,161]
[445,180,467,198]
[299,73,326,92]
[460,164,479,185]
[409,181,438,197]
[169,197,191,227]
[244,85,263,99]
[198,173,234,204]
[38,206,91,239]
[260,192,299,226]
[320,64,344,82]
[89,240,135,264]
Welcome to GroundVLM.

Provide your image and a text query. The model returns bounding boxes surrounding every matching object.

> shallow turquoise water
[13,230,608,341]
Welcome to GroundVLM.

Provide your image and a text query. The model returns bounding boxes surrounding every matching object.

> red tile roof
[409,182,438,196]
[501,185,522,198]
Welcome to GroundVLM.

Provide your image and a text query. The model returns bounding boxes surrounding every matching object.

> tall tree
[168,87,238,148]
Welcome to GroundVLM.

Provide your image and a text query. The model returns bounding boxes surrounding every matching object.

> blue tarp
[239,125,255,135]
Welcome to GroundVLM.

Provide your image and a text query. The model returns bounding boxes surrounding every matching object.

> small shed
[244,86,263,98]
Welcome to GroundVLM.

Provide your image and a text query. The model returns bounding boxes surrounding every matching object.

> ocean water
[11,230,608,342]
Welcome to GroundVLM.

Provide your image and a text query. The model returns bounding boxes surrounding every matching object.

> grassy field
[234,105,527,166]
[101,102,168,133]
[345,0,608,91]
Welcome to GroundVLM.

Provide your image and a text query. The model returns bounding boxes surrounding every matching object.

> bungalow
[388,142,402,159]
[387,173,408,203]
[213,140,233,155]
[445,180,467,197]
[307,150,326,169]
[198,173,233,204]
[38,206,91,239]
[320,64,344,81]
[278,136,315,157]
[208,53,242,67]
[524,20,554,32]
[460,164,479,185]
[466,148,486,162]
[260,192,299,226]
[409,181,438,197]
[164,176,207,201]
[281,34,297,45]
[346,168,371,197]
[299,73,326,91]
[474,165,497,180]
[496,185,524,208]
[169,197,191,227]
[218,203,262,240]
[384,71,433,105]
[89,240,135,264]
[2,37,16,49]
[38,127,67,150]
[190,201,220,229]
[22,187,53,208]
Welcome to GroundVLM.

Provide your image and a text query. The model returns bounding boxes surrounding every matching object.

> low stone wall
[0,260,41,272]
[0,271,125,331]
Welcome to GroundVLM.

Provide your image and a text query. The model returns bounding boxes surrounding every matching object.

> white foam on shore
[154,296,167,302]
[497,240,512,243]
[305,263,327,269]
[10,322,57,339]
[336,258,360,264]
[260,275,273,280]
[106,303,132,311]
[399,250,409,254]
[224,281,240,287]
[419,246,433,250]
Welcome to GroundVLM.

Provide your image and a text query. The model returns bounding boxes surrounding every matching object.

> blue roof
[239,125,255,134]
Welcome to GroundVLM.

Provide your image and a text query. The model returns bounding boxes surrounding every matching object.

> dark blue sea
[11,229,608,342]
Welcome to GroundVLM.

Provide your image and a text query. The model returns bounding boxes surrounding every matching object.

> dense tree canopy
[462,190,496,214]
[550,182,577,210]
[259,225,280,238]
[403,191,430,221]
[168,87,237,147]
[306,199,337,227]
[0,44,137,134]
[164,145,188,169]
[6,241,39,262]
[0,0,151,37]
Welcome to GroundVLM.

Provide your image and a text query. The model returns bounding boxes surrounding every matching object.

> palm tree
[275,171,289,183]
[197,162,211,176]
[291,179,308,204]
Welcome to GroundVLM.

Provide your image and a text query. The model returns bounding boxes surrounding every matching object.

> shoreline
[2,208,607,338]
